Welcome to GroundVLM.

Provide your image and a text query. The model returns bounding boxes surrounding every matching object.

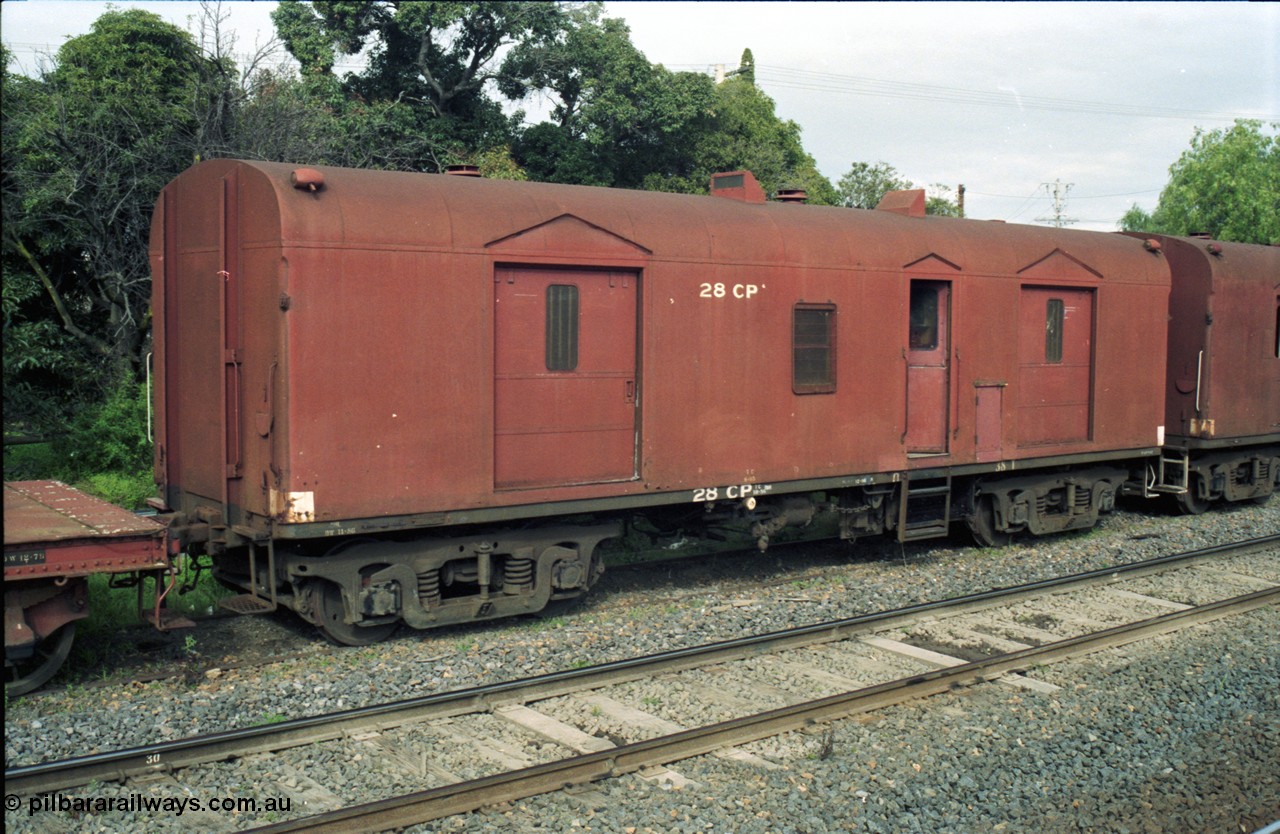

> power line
[971,188,1160,200]
[753,65,1276,123]
[12,33,1271,125]
[1003,187,1047,223]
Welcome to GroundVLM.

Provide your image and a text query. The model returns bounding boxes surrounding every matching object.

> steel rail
[5,534,1276,798]
[247,584,1279,833]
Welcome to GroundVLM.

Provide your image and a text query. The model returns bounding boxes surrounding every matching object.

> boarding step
[218,593,277,615]
[898,475,952,543]
[1139,447,1189,496]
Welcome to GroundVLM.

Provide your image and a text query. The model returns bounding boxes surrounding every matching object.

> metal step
[898,475,952,543]
[218,593,277,615]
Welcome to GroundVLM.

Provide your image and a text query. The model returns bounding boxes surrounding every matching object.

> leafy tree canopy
[1120,119,1279,244]
[3,11,225,433]
[837,161,912,209]
[271,1,568,164]
[640,75,837,204]
[503,6,715,188]
[836,161,959,216]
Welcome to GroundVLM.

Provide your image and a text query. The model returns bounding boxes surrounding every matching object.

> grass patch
[76,557,232,643]
[76,470,156,512]
[251,711,289,727]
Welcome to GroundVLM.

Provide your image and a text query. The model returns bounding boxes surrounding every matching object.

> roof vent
[445,164,482,177]
[291,168,325,192]
[710,170,766,203]
[874,189,926,218]
[775,187,808,204]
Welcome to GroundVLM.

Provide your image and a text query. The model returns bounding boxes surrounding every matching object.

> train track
[7,535,1277,832]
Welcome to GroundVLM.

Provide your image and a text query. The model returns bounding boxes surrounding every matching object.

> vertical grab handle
[146,351,153,442]
[1194,349,1203,413]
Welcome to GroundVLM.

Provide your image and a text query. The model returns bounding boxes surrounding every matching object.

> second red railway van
[1135,234,1280,512]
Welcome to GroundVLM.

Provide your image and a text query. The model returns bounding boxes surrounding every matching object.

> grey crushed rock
[5,500,1278,832]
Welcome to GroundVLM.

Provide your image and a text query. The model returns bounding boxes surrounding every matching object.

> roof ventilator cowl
[709,170,767,203]
[291,168,325,192]
[875,189,926,218]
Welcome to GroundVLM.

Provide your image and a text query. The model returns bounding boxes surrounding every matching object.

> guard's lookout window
[1046,298,1065,363]
[546,284,579,371]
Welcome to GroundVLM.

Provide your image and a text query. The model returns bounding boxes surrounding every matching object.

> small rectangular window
[546,284,578,371]
[1045,298,1064,363]
[793,304,836,394]
[909,284,939,350]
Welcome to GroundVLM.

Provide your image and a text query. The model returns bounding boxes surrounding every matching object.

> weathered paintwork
[4,481,168,659]
[1142,235,1280,446]
[150,161,1171,536]
[4,481,167,577]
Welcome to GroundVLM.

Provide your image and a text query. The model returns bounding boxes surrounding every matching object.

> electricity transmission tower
[1036,180,1077,227]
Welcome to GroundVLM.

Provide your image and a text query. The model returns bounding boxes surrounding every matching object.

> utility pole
[957,184,965,219]
[1036,179,1077,228]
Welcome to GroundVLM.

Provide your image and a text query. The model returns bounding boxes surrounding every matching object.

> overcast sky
[3,1,1277,231]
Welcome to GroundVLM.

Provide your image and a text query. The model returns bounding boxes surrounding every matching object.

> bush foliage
[4,380,155,508]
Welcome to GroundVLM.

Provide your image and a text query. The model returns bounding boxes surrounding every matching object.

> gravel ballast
[5,500,1278,833]
[464,605,1279,834]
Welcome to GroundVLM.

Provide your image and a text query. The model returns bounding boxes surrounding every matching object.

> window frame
[1045,297,1065,363]
[908,283,940,351]
[792,303,837,394]
[545,283,579,371]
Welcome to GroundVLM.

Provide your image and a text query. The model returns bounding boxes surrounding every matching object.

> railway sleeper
[267,522,618,644]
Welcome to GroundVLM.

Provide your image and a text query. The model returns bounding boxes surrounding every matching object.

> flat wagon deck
[4,481,170,695]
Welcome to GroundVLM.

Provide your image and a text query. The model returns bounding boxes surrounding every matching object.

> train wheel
[1175,475,1211,515]
[969,495,1013,548]
[314,581,397,647]
[5,622,77,697]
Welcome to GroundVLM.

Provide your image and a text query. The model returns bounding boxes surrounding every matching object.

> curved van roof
[155,159,1170,285]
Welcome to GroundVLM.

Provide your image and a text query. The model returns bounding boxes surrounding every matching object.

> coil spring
[1074,485,1092,509]
[504,557,534,592]
[417,569,440,605]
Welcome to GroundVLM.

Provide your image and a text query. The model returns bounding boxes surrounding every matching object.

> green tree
[644,75,837,204]
[271,1,567,168]
[836,161,912,209]
[504,18,831,200]
[1119,119,1279,244]
[3,12,227,433]
[836,162,959,216]
[736,48,755,85]
[504,7,715,187]
[235,68,458,169]
[924,183,962,218]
